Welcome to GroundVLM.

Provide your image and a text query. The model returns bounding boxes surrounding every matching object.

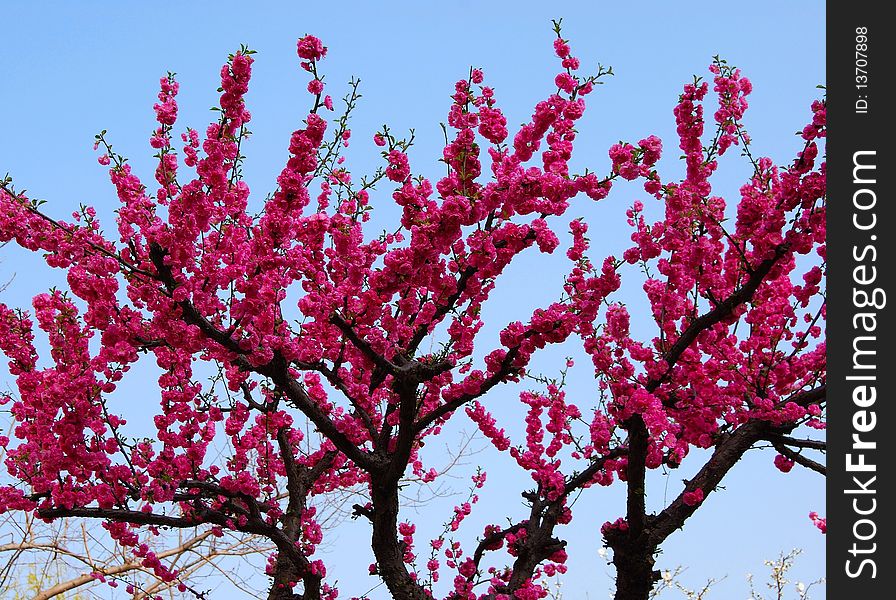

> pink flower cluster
[708,59,752,155]
[809,511,826,534]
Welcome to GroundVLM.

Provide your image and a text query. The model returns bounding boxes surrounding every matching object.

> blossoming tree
[0,25,825,600]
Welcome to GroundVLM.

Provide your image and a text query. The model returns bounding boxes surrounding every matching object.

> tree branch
[647,385,825,546]
[329,313,399,375]
[766,434,826,451]
[414,345,523,433]
[648,242,791,393]
[772,443,826,475]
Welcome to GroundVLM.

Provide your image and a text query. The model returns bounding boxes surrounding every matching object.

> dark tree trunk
[612,538,660,600]
[267,553,321,600]
[268,584,305,600]
[370,483,430,600]
[611,415,659,600]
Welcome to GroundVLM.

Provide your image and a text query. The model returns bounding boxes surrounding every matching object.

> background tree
[0,507,271,599]
[0,23,824,600]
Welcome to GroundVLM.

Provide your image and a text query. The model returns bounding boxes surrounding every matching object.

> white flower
[662,570,673,583]
[597,547,608,559]
[796,582,806,593]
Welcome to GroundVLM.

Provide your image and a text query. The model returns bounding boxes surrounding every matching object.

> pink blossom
[809,511,827,534]
[682,489,704,506]
[297,35,327,61]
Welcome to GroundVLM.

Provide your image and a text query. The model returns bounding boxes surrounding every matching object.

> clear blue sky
[2,1,825,598]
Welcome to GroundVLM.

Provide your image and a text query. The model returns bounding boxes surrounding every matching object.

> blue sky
[2,1,825,598]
